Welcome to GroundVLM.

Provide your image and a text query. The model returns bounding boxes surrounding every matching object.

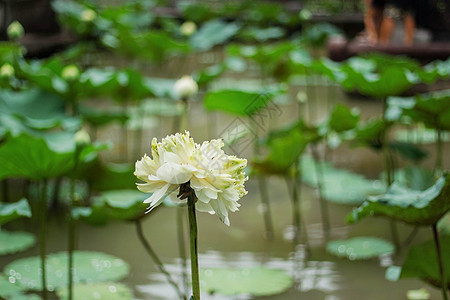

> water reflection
[136,246,341,299]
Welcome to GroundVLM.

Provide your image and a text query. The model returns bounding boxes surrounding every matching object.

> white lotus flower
[134,131,248,226]
[180,21,197,36]
[173,75,198,100]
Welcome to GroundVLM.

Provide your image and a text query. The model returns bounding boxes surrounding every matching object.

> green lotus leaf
[4,251,130,291]
[88,163,136,191]
[73,189,149,225]
[386,236,450,288]
[0,198,32,225]
[239,26,285,42]
[301,156,385,205]
[326,104,360,133]
[0,274,24,297]
[0,133,74,180]
[200,267,293,296]
[56,282,133,300]
[326,236,394,260]
[80,105,129,127]
[190,19,241,51]
[143,78,176,99]
[204,88,283,116]
[253,121,319,174]
[0,231,35,255]
[0,89,77,132]
[347,174,450,226]
[395,166,435,191]
[339,60,418,98]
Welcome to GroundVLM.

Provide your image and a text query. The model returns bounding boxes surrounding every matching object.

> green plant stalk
[40,179,48,300]
[284,165,302,246]
[135,219,186,300]
[432,223,449,300]
[305,69,317,123]
[180,98,189,131]
[121,100,129,160]
[133,100,146,161]
[252,123,274,239]
[68,179,75,300]
[311,144,330,236]
[382,98,400,249]
[187,193,200,300]
[258,175,274,239]
[436,128,443,173]
[1,179,8,202]
[177,207,188,297]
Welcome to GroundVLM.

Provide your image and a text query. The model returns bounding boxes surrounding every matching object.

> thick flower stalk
[134,131,247,226]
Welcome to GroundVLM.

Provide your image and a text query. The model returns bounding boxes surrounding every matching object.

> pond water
[1,48,447,299]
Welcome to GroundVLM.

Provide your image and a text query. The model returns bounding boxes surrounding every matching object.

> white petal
[143,183,169,205]
[156,162,193,184]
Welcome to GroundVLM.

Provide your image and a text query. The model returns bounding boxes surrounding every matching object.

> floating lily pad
[347,175,450,226]
[56,282,133,300]
[73,190,149,225]
[0,198,32,225]
[386,236,450,289]
[9,293,42,300]
[0,231,35,255]
[200,267,293,296]
[4,251,130,291]
[326,237,394,260]
[301,156,385,205]
[0,274,24,297]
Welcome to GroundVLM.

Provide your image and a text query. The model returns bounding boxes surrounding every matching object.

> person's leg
[380,4,400,45]
[364,0,379,43]
[403,12,415,45]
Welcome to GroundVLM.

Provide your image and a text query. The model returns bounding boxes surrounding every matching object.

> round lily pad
[0,274,24,297]
[0,231,35,255]
[326,237,395,260]
[56,282,133,300]
[4,251,130,291]
[0,274,41,300]
[200,267,293,296]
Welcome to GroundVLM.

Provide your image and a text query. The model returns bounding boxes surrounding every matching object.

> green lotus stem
[311,144,330,236]
[436,128,443,173]
[68,179,75,300]
[121,101,129,160]
[180,98,189,131]
[39,179,48,300]
[382,98,400,249]
[432,223,449,300]
[284,164,302,246]
[135,219,186,300]
[402,226,419,247]
[306,69,317,123]
[133,100,146,161]
[51,177,62,210]
[177,207,188,297]
[187,192,200,300]
[252,124,274,239]
[1,179,8,202]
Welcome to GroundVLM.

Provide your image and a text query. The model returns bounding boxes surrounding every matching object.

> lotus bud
[174,75,198,100]
[7,21,24,41]
[296,91,308,103]
[299,9,312,22]
[62,65,80,82]
[0,63,15,78]
[74,129,91,147]
[180,21,197,36]
[81,9,97,22]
